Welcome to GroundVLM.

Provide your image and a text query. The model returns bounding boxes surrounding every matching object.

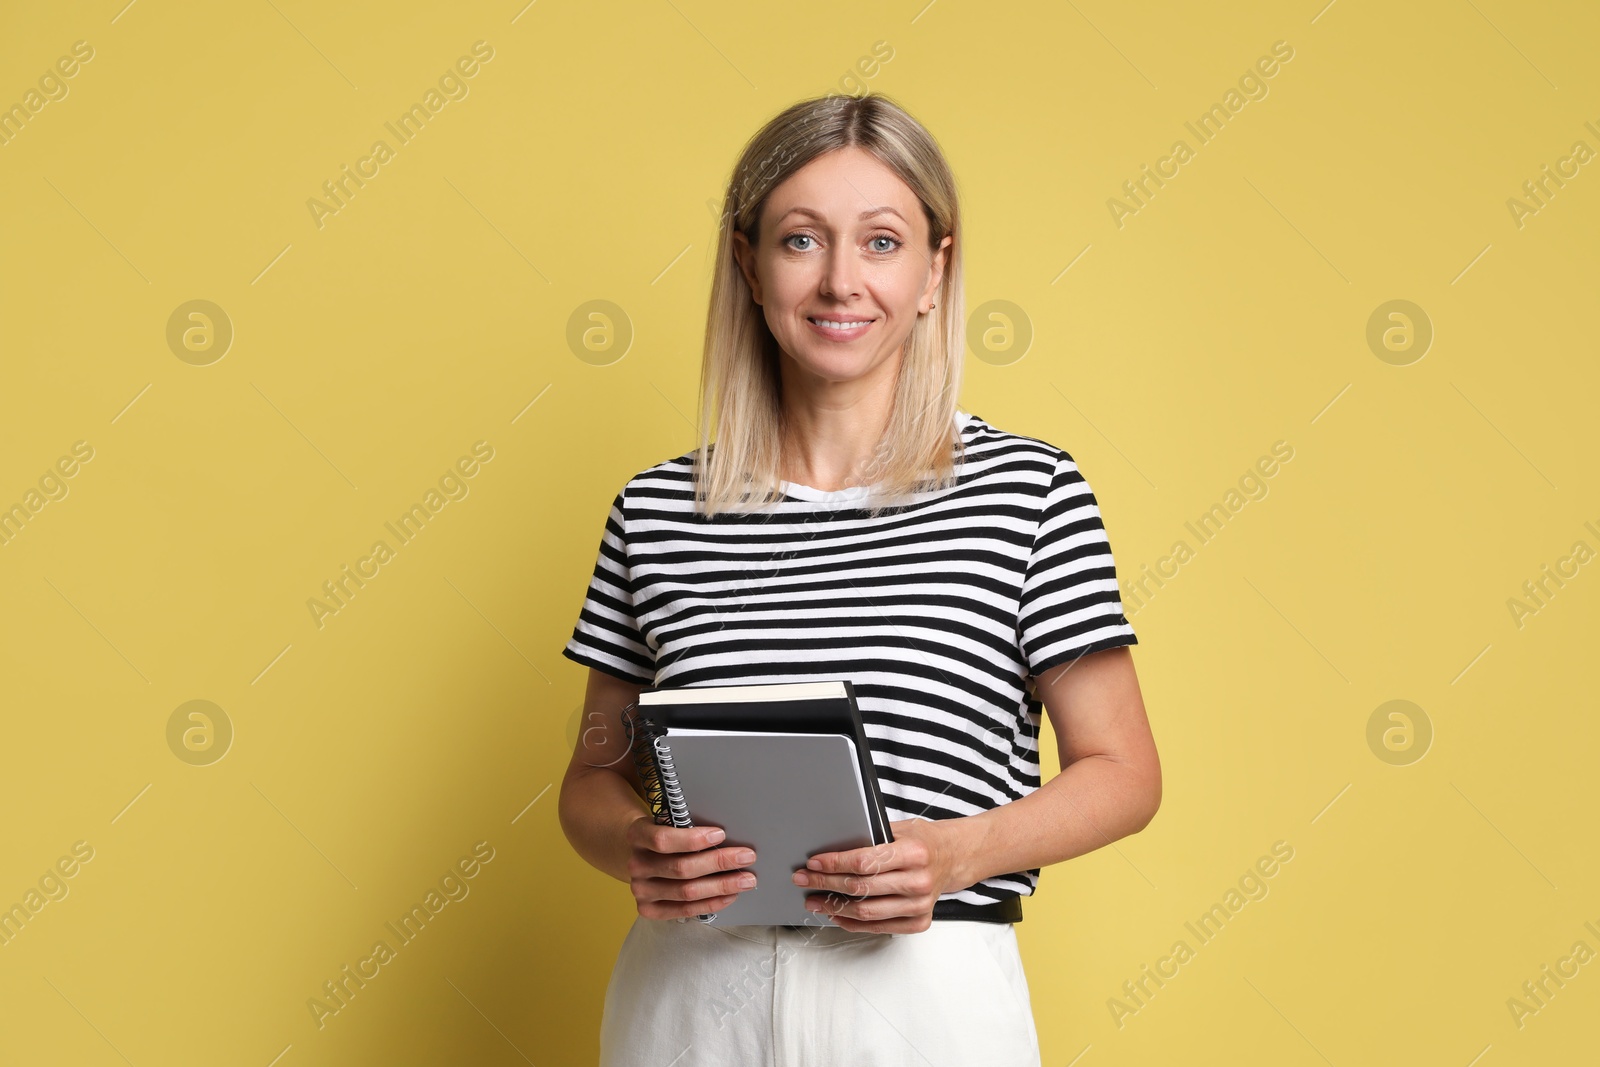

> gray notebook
[658,728,878,927]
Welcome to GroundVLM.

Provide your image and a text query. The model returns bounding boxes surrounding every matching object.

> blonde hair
[693,92,965,518]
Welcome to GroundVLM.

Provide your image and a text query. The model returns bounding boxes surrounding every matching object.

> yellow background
[2,0,1596,1063]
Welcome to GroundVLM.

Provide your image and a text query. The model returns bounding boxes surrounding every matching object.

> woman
[559,92,1160,1066]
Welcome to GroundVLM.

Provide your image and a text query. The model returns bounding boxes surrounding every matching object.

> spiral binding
[620,700,671,826]
[620,700,714,923]
[652,735,693,829]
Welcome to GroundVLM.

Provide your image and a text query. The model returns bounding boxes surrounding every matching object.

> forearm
[943,754,1159,892]
[559,766,650,884]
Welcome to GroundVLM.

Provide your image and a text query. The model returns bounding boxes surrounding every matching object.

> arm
[558,666,651,884]
[941,644,1161,891]
[558,666,769,916]
[792,644,1160,932]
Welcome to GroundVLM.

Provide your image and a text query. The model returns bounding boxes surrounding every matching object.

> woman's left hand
[792,816,967,934]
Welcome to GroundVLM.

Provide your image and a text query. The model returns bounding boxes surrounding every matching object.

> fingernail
[706,829,726,844]
[792,871,809,886]
[738,874,757,889]
[735,849,756,864]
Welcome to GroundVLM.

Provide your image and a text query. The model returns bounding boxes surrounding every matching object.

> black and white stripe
[563,410,1139,906]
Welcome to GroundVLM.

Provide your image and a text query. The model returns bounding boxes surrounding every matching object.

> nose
[819,245,863,301]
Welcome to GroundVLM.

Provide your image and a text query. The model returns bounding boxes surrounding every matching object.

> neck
[777,391,897,493]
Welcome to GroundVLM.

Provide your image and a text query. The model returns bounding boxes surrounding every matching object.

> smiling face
[732,146,951,403]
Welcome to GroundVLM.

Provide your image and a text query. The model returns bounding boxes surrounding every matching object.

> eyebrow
[777,206,909,226]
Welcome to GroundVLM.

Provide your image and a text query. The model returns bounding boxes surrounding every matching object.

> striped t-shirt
[562,409,1139,906]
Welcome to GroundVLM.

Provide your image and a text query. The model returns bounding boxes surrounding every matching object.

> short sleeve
[561,488,655,686]
[1017,452,1138,679]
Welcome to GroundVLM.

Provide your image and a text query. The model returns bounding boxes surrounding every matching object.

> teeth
[811,318,871,330]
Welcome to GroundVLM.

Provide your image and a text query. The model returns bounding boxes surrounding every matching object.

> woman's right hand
[624,817,758,920]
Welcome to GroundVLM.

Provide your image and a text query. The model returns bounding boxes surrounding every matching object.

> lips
[805,316,877,341]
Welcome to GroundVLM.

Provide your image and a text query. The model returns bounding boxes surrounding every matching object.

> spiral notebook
[624,680,892,927]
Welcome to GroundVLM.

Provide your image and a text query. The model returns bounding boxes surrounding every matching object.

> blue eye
[781,232,902,253]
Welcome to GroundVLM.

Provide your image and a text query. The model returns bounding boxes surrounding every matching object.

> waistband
[778,895,1021,929]
[932,895,1022,924]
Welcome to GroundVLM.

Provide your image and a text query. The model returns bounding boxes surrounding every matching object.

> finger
[632,822,731,855]
[806,891,920,923]
[826,910,929,935]
[804,840,902,877]
[793,867,914,900]
[638,844,757,884]
[641,867,758,904]
[641,892,740,921]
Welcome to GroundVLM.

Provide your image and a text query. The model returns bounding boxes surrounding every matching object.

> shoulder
[957,410,1078,489]
[611,445,703,509]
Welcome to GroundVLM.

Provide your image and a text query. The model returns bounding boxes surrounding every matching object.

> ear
[922,234,952,309]
[731,229,763,306]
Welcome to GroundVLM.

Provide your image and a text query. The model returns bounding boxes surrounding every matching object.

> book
[623,679,892,927]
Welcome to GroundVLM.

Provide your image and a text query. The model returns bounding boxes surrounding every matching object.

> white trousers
[598,915,1042,1067]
